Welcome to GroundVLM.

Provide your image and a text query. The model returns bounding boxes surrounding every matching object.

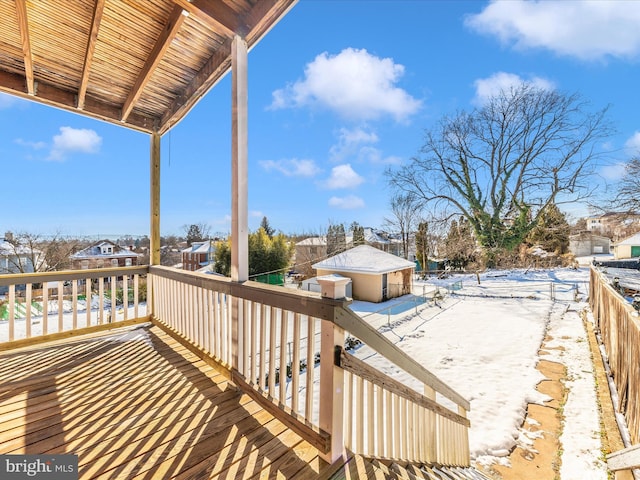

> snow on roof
[0,239,39,256]
[296,236,326,246]
[181,241,213,254]
[363,228,389,244]
[71,240,140,259]
[312,245,414,274]
[615,232,640,246]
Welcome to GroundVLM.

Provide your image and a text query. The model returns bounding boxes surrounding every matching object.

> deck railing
[149,265,470,465]
[0,265,470,466]
[0,266,148,349]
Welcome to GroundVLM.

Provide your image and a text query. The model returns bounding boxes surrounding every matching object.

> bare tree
[388,83,612,263]
[2,232,82,273]
[384,193,420,259]
[183,223,211,246]
[611,157,640,213]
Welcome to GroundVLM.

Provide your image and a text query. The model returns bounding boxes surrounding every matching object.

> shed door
[382,274,388,301]
[632,246,640,257]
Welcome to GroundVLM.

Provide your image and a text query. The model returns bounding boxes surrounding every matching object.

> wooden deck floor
[0,324,336,479]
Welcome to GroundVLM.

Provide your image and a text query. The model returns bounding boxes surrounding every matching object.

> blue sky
[1,0,640,238]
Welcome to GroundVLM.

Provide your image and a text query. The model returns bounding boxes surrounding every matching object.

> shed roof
[615,232,640,246]
[0,0,296,134]
[312,245,415,275]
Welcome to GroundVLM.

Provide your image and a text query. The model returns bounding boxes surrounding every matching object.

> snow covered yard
[349,267,608,478]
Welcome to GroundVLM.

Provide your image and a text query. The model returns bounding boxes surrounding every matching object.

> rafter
[14,0,34,95]
[77,0,105,110]
[121,4,186,122]
[172,0,243,36]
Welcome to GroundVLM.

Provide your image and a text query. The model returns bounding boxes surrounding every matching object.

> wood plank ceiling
[0,0,297,134]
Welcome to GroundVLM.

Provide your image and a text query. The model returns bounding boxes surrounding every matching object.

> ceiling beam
[120,4,186,123]
[14,0,34,95]
[0,70,156,133]
[159,39,232,134]
[172,0,243,36]
[77,0,105,110]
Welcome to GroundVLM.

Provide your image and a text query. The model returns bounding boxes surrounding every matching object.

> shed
[312,245,414,303]
[569,232,611,257]
[614,232,640,259]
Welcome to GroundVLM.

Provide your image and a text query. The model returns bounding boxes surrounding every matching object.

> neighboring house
[614,232,640,260]
[182,241,215,271]
[586,212,640,239]
[0,237,41,274]
[70,240,141,269]
[294,237,328,276]
[312,245,415,303]
[569,233,611,257]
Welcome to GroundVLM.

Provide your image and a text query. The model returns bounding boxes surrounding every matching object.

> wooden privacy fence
[149,265,471,465]
[590,266,640,445]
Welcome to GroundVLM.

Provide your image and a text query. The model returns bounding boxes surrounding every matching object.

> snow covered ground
[350,266,607,477]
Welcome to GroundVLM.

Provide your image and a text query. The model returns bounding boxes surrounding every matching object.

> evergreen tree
[415,221,429,270]
[442,217,477,270]
[526,204,570,254]
[326,223,346,256]
[213,228,294,278]
[351,222,365,246]
[260,216,275,239]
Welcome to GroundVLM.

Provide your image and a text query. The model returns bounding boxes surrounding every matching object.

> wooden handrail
[334,305,470,411]
[607,444,640,471]
[149,265,347,320]
[0,266,148,286]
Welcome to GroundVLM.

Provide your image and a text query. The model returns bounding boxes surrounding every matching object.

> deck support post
[230,34,248,370]
[320,320,345,463]
[149,132,161,317]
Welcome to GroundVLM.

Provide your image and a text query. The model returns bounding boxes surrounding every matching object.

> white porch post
[231,34,248,283]
[231,34,248,371]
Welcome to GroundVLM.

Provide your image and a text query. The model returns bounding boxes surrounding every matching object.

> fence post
[319,319,345,463]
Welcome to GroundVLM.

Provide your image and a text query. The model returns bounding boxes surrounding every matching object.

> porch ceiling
[0,0,296,135]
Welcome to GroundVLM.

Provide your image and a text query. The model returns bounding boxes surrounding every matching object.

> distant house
[614,232,640,260]
[0,237,41,274]
[312,245,415,303]
[569,233,611,257]
[182,241,215,271]
[586,212,640,239]
[70,240,141,270]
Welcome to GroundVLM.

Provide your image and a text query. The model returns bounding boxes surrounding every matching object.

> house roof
[0,0,296,134]
[0,239,39,256]
[71,240,141,259]
[615,232,640,247]
[312,245,415,275]
[296,237,327,247]
[181,241,213,254]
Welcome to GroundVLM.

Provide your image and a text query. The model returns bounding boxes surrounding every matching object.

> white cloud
[250,210,263,218]
[330,127,379,163]
[473,72,554,104]
[328,195,365,209]
[600,162,628,181]
[358,146,403,165]
[48,126,102,161]
[270,48,422,122]
[259,158,321,177]
[465,0,640,61]
[625,131,640,154]
[15,138,47,150]
[323,164,364,189]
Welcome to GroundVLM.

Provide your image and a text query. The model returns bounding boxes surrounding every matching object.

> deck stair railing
[0,266,471,467]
